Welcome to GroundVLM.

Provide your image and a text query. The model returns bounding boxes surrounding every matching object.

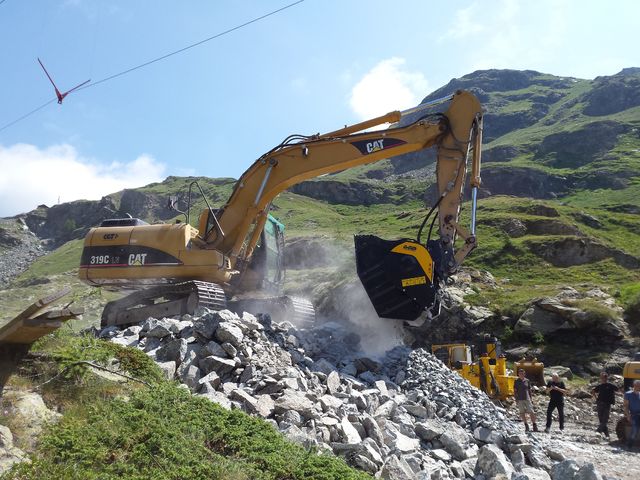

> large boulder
[514,288,628,346]
[1,391,61,450]
[474,444,515,478]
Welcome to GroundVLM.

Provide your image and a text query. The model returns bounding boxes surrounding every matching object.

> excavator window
[205,211,216,237]
[263,216,285,287]
[199,208,223,239]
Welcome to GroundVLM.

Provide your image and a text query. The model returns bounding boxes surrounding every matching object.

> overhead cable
[0,0,304,134]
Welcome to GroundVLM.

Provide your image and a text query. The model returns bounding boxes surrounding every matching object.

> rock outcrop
[0,425,27,474]
[582,68,640,116]
[1,389,61,451]
[526,237,640,269]
[535,121,630,169]
[514,287,629,347]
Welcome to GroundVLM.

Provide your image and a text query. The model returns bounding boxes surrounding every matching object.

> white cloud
[439,2,485,41]
[349,58,429,120]
[0,143,166,217]
[441,0,572,74]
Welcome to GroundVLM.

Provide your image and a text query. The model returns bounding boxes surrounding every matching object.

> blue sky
[0,0,638,217]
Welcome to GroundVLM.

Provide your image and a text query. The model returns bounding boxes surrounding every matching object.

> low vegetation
[620,282,640,324]
[6,383,370,480]
[2,330,371,480]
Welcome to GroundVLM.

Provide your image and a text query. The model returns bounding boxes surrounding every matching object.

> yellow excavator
[78,90,483,327]
[432,336,516,400]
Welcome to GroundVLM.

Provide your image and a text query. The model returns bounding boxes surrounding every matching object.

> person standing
[591,371,619,437]
[545,372,569,433]
[624,379,640,449]
[514,368,538,432]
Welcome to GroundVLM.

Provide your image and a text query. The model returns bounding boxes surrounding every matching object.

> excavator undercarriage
[100,281,227,328]
[100,280,316,328]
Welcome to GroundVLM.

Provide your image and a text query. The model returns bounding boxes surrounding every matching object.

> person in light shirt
[623,379,640,449]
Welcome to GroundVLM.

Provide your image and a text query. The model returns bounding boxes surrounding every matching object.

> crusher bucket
[354,235,439,321]
[514,357,546,386]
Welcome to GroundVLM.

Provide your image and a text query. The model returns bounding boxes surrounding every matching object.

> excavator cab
[247,215,285,292]
[354,235,440,320]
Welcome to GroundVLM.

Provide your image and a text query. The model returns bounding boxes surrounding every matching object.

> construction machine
[514,357,546,387]
[432,336,516,400]
[622,352,640,391]
[78,90,483,327]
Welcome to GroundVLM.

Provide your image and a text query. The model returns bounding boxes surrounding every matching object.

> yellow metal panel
[401,276,427,287]
[624,362,640,379]
[85,226,134,246]
[391,242,434,282]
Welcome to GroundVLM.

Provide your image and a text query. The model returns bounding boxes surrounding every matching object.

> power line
[0,100,55,133]
[78,0,304,91]
[0,0,304,134]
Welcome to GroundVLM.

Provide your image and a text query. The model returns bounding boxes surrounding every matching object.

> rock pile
[0,219,46,287]
[100,308,606,479]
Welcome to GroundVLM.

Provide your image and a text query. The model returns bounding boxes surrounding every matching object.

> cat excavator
[78,90,483,327]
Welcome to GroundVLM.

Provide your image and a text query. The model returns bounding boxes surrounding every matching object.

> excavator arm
[205,90,482,270]
[201,91,482,318]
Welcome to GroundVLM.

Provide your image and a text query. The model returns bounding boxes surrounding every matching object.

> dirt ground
[505,389,640,479]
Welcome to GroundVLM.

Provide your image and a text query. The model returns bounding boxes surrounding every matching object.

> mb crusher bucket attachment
[354,235,439,321]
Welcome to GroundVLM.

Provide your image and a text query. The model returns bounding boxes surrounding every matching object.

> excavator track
[228,295,315,326]
[101,281,227,328]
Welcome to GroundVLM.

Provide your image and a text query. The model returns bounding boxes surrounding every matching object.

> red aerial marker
[37,58,90,104]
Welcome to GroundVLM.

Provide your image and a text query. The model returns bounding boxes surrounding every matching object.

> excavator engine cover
[354,235,438,321]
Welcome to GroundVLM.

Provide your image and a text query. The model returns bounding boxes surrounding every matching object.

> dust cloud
[286,238,411,357]
[332,280,407,357]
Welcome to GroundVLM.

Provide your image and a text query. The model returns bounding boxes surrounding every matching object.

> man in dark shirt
[591,371,619,437]
[514,369,538,432]
[545,372,569,433]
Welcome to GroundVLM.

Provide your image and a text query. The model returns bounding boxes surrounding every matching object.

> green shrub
[502,325,514,342]
[62,218,77,235]
[34,331,164,384]
[619,283,640,323]
[532,331,545,345]
[4,383,371,480]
